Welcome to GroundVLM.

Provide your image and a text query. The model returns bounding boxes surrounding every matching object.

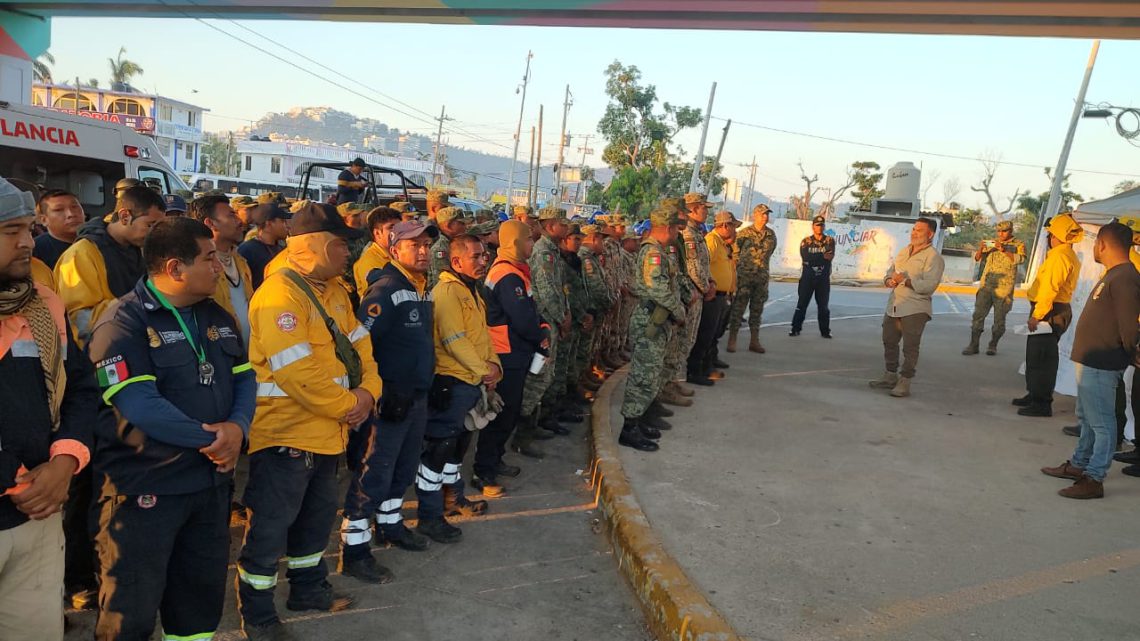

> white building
[31,83,207,174]
[236,139,434,190]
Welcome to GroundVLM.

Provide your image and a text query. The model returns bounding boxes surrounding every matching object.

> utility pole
[1026,39,1101,284]
[554,85,572,206]
[506,51,533,207]
[706,118,731,197]
[528,127,538,209]
[432,104,452,187]
[689,81,717,193]
[743,156,758,217]
[573,134,594,205]
[535,105,544,208]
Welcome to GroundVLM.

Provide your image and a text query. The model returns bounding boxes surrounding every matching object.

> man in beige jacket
[870,218,945,398]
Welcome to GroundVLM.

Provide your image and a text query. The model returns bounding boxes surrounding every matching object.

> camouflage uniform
[968,226,1025,352]
[679,219,712,378]
[577,230,616,383]
[520,230,569,417]
[427,206,465,288]
[618,233,640,353]
[598,233,625,362]
[544,240,587,410]
[662,236,691,386]
[728,223,778,333]
[622,232,686,420]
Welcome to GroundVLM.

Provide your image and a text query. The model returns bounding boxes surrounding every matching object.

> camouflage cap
[713,210,742,227]
[753,203,772,216]
[683,192,715,207]
[436,206,465,225]
[336,202,369,218]
[230,195,256,209]
[470,221,499,236]
[537,207,568,222]
[649,204,685,226]
[579,223,600,236]
[289,199,310,213]
[256,191,285,205]
[566,223,584,237]
[389,201,417,214]
[474,208,496,222]
[426,189,450,205]
[659,197,686,214]
[608,214,628,227]
[512,204,537,219]
[995,220,1013,232]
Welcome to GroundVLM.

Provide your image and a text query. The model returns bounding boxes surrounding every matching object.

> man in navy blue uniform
[339,220,438,582]
[336,158,370,205]
[87,217,255,641]
[790,215,836,338]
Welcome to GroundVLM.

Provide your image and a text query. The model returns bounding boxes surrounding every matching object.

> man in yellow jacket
[54,186,165,347]
[1013,213,1083,417]
[236,202,381,641]
[352,206,400,295]
[420,235,502,541]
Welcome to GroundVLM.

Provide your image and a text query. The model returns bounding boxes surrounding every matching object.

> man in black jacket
[0,178,97,641]
[790,215,836,338]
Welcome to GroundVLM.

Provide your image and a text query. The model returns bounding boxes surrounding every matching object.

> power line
[717,116,1140,179]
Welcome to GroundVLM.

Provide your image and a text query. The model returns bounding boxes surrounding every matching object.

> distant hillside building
[236,139,433,190]
[31,83,207,173]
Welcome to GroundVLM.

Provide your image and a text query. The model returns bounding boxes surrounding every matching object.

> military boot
[539,406,571,434]
[286,581,353,613]
[869,371,899,389]
[243,620,297,641]
[985,333,1001,356]
[619,418,659,452]
[510,413,547,459]
[669,381,696,397]
[889,376,912,398]
[962,330,981,355]
[748,328,765,354]
[641,413,672,431]
[645,399,674,418]
[726,331,739,353]
[443,486,488,518]
[658,388,693,408]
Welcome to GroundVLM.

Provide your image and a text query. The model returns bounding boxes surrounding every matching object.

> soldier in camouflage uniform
[659,198,697,398]
[512,208,571,454]
[599,215,630,368]
[539,223,588,431]
[619,227,641,357]
[390,200,418,221]
[728,203,778,354]
[338,202,372,301]
[619,203,688,452]
[577,224,616,396]
[680,193,717,385]
[427,206,468,288]
[426,189,450,222]
[963,220,1026,355]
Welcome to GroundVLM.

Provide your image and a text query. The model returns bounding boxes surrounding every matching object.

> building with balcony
[235,139,434,190]
[31,83,208,173]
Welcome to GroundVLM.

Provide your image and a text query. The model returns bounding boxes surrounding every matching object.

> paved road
[618,283,1140,641]
[65,421,649,639]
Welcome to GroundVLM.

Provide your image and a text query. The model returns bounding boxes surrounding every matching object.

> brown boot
[1058,476,1104,499]
[1040,461,1085,480]
[748,328,765,354]
[657,389,692,408]
[669,381,695,397]
[726,331,738,353]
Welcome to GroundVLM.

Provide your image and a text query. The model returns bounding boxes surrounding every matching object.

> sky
[47,17,1140,210]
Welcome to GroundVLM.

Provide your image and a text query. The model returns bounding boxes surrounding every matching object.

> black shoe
[243,620,296,641]
[639,424,662,440]
[619,420,659,452]
[1062,425,1081,438]
[339,554,393,584]
[821,332,832,339]
[713,358,729,369]
[646,400,674,418]
[510,442,545,459]
[1113,448,1140,464]
[1011,394,1032,407]
[1122,464,1140,477]
[542,421,571,435]
[1017,404,1052,417]
[495,463,521,478]
[686,373,714,386]
[556,411,584,425]
[789,330,801,337]
[642,414,672,431]
[417,517,463,544]
[376,524,430,551]
[286,581,353,613]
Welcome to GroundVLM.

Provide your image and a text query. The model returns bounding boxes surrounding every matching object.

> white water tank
[883,161,921,202]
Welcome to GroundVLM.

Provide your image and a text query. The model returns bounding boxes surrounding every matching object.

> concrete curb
[589,371,743,641]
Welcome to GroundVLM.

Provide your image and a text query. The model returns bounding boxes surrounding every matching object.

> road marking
[475,572,595,594]
[792,547,1140,640]
[761,367,865,378]
[942,291,965,314]
[761,310,963,329]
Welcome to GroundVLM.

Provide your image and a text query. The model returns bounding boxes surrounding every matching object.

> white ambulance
[0,100,189,219]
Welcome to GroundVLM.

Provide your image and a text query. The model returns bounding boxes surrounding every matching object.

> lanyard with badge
[145,280,214,386]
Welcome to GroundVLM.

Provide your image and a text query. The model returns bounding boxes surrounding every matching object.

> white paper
[1013,322,1053,336]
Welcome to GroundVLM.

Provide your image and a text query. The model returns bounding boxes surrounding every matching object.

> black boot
[243,620,297,641]
[1017,404,1052,417]
[286,581,353,613]
[374,523,429,551]
[417,516,463,544]
[1011,394,1032,407]
[642,413,672,431]
[339,553,394,584]
[645,400,674,418]
[686,370,714,386]
[530,409,557,440]
[443,486,488,518]
[510,413,546,459]
[713,358,729,369]
[618,418,659,452]
[539,407,571,435]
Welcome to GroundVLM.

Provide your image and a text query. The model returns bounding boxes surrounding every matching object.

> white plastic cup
[529,353,547,374]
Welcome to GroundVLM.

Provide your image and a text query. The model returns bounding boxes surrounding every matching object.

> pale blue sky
[48,18,1140,207]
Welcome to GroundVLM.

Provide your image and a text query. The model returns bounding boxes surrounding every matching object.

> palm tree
[108,47,143,92]
[33,51,54,83]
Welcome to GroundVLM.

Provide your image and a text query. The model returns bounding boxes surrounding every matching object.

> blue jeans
[1070,364,1123,482]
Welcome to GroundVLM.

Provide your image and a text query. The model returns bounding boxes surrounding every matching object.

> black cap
[290,202,367,239]
[350,157,366,168]
[249,203,292,227]
[812,215,825,225]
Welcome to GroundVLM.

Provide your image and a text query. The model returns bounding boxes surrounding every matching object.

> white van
[0,100,189,219]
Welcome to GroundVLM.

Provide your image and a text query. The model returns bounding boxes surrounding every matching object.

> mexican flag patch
[649,255,661,265]
[96,356,129,387]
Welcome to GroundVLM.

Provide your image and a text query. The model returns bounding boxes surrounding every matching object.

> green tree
[1011,168,1082,235]
[199,133,239,176]
[33,51,54,83]
[849,161,884,211]
[108,47,144,92]
[596,61,702,171]
[943,207,995,250]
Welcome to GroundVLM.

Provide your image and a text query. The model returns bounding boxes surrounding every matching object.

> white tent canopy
[1072,186,1140,225]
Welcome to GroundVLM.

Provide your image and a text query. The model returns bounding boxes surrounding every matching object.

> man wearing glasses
[790,215,835,338]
